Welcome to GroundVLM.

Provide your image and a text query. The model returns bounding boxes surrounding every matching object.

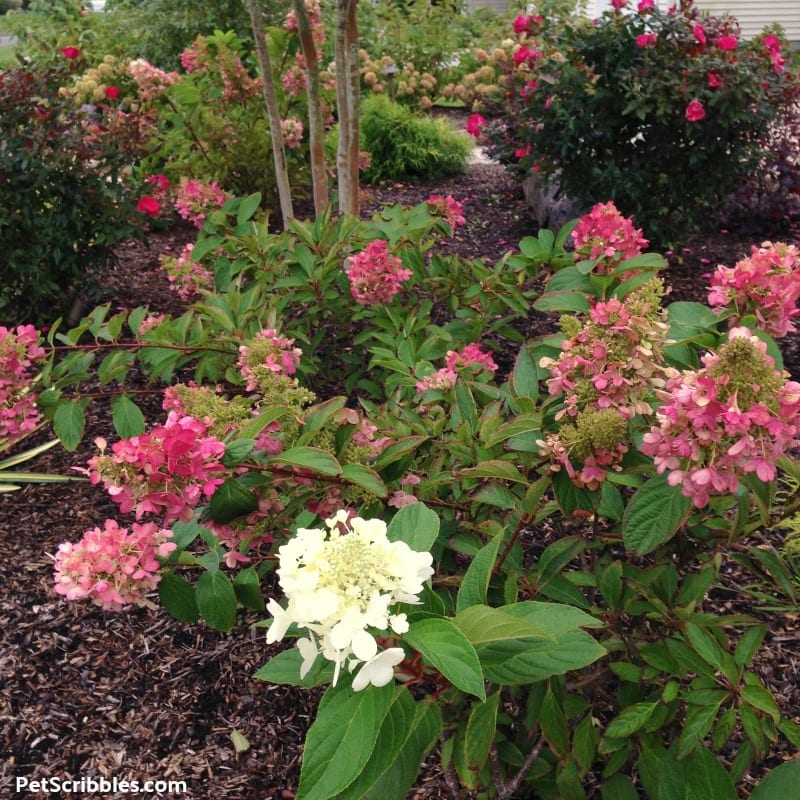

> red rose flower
[136,196,161,217]
[685,98,706,123]
[104,86,120,100]
[60,46,81,60]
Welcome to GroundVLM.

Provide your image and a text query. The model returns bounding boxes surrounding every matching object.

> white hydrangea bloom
[266,512,434,690]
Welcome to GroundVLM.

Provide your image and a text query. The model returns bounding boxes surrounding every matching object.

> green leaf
[622,473,691,555]
[601,774,639,800]
[268,446,341,476]
[741,684,780,723]
[552,470,599,517]
[464,693,500,775]
[749,761,800,800]
[253,647,334,688]
[233,567,264,611]
[482,413,542,449]
[404,618,485,700]
[685,623,737,682]
[97,350,136,385]
[386,502,440,553]
[604,702,658,739]
[195,571,237,632]
[478,627,605,685]
[540,689,570,758]
[373,435,429,470]
[53,400,85,452]
[341,463,387,498]
[456,533,504,613]
[640,743,736,800]
[237,192,262,224]
[735,625,767,668]
[111,394,146,439]
[534,291,591,313]
[598,560,623,608]
[509,345,540,402]
[231,729,250,754]
[677,701,722,760]
[297,682,398,800]
[208,477,259,524]
[343,692,442,800]
[454,604,552,645]
[157,572,199,623]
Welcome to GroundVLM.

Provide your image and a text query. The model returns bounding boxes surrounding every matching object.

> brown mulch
[1,150,799,799]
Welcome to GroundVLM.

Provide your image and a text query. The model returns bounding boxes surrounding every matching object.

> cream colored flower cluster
[266,511,434,691]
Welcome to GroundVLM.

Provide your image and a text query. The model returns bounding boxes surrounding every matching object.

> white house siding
[464,0,514,14]
[693,1,800,41]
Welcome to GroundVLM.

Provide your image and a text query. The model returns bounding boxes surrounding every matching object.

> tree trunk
[335,0,360,216]
[292,0,329,215]
[244,0,294,228]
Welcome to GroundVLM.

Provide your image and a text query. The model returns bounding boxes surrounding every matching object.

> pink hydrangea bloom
[173,178,231,229]
[128,59,179,104]
[284,0,325,46]
[82,414,227,523]
[539,282,669,422]
[161,242,214,300]
[345,240,412,305]
[280,116,304,149]
[416,343,497,393]
[707,242,800,338]
[571,201,649,268]
[427,194,466,231]
[641,328,800,507]
[0,324,47,448]
[53,519,176,610]
[446,343,498,374]
[415,368,458,393]
[237,328,303,391]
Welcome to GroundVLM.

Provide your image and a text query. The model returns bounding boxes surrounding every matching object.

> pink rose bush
[53,519,176,610]
[0,325,47,449]
[641,328,800,507]
[345,240,412,305]
[707,241,800,338]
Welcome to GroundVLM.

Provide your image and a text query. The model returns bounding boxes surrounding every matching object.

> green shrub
[476,4,800,245]
[103,0,283,69]
[360,94,470,183]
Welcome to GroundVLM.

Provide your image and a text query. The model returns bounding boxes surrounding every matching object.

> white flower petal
[352,647,405,692]
[351,629,378,662]
[265,598,292,644]
[297,635,319,679]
